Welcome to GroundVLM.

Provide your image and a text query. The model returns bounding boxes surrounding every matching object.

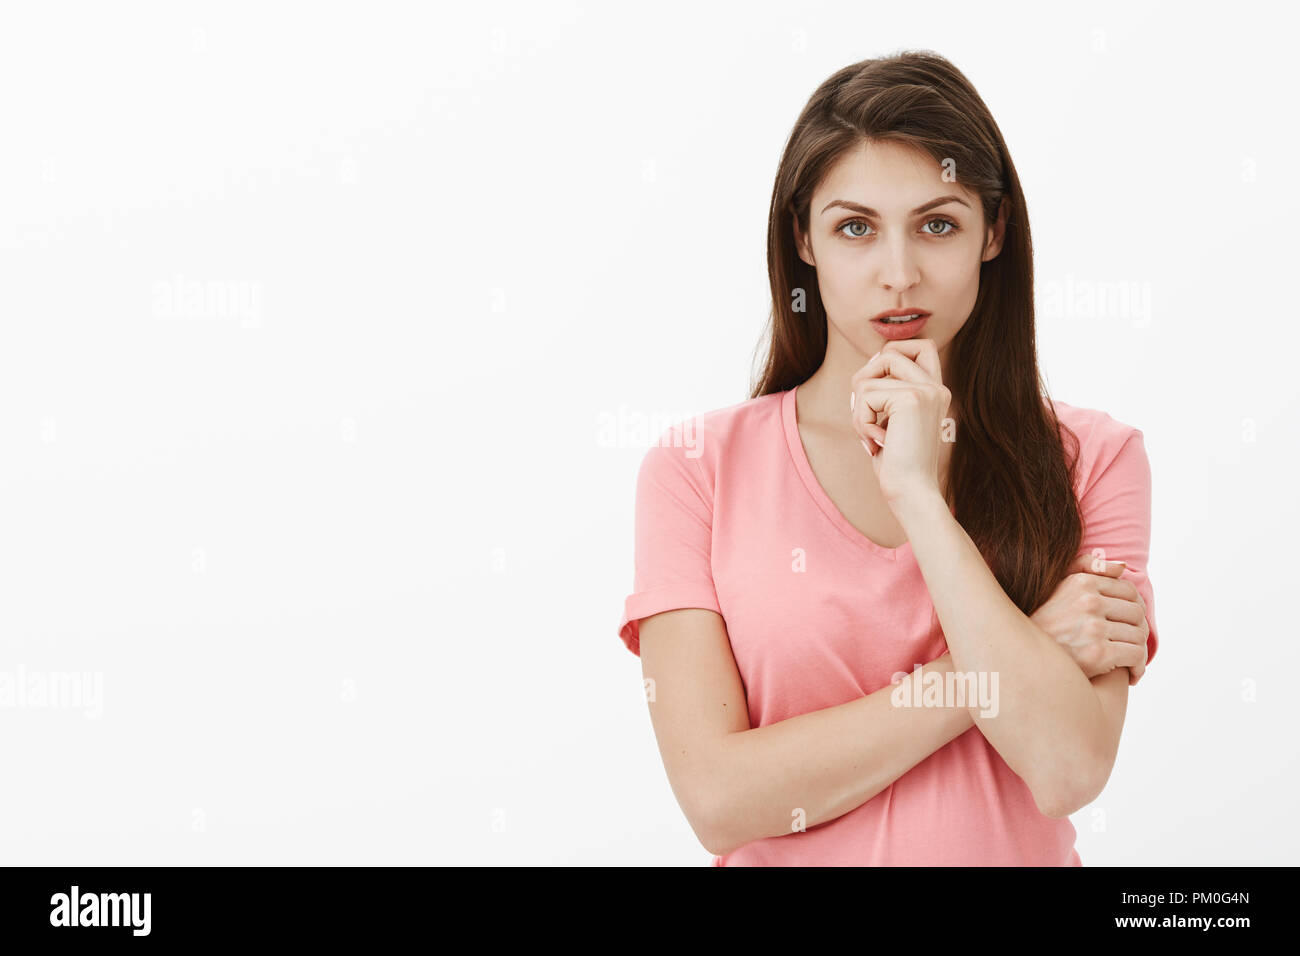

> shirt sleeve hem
[617,586,723,656]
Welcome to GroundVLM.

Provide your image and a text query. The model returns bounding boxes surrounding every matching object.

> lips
[872,308,931,322]
[870,313,929,339]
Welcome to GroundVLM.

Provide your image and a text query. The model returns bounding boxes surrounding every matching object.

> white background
[0,0,1295,865]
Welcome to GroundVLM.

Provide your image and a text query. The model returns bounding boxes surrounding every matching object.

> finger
[1093,574,1141,604]
[878,338,942,382]
[857,381,918,432]
[852,376,915,405]
[1074,551,1128,576]
[861,421,887,447]
[1100,599,1146,635]
[1107,639,1148,674]
[852,377,914,430]
[853,349,931,388]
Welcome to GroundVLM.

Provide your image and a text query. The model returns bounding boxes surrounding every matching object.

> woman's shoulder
[645,391,786,458]
[1047,397,1149,479]
[1049,397,1144,439]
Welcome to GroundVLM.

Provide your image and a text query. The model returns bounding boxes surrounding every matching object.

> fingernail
[850,391,855,412]
[871,351,881,362]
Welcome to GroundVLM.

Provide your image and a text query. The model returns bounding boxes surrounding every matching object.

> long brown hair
[751,50,1082,615]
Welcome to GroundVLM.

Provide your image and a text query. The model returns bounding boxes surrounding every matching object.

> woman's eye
[837,217,960,239]
[925,218,958,236]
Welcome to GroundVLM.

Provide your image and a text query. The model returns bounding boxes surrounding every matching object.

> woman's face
[795,139,1006,376]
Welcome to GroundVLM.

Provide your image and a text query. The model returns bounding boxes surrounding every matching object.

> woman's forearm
[705,653,973,857]
[889,487,1108,816]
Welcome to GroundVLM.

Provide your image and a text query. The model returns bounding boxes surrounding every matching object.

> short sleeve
[1076,425,1159,682]
[616,431,722,656]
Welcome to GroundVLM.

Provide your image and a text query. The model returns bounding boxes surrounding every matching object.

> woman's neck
[796,351,958,505]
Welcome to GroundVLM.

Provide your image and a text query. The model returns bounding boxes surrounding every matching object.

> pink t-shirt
[616,385,1159,866]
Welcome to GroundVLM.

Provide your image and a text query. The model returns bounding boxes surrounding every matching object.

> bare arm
[638,607,973,857]
[1074,666,1131,811]
[889,488,1116,817]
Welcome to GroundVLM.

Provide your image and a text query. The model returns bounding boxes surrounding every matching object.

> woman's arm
[639,607,972,858]
[1086,667,1132,799]
[889,488,1115,818]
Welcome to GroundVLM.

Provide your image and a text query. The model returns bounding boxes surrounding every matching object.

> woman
[616,50,1158,866]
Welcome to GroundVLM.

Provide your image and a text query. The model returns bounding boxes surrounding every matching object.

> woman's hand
[849,339,951,506]
[1030,552,1150,685]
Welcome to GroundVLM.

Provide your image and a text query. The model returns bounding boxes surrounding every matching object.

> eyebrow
[820,195,971,217]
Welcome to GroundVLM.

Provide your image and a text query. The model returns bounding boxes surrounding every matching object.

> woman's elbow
[1035,789,1080,820]
[689,786,737,857]
[683,774,750,857]
[1034,764,1107,819]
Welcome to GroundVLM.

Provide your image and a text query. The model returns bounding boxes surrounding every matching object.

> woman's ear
[793,218,816,267]
[981,197,1010,262]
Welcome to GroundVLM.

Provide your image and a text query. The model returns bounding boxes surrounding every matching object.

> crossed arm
[889,487,1131,817]
[639,600,1125,858]
[639,609,977,857]
[639,503,1138,856]
[638,462,1144,855]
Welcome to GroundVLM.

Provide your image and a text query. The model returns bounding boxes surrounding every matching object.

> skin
[850,350,1139,818]
[638,138,1150,857]
[800,138,1146,809]
[793,138,996,423]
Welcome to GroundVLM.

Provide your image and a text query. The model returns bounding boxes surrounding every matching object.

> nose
[879,235,920,292]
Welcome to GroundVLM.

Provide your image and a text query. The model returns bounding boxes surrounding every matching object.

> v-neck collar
[782,385,914,562]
